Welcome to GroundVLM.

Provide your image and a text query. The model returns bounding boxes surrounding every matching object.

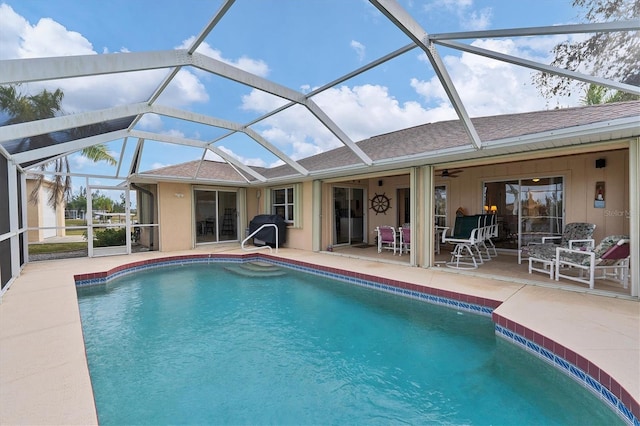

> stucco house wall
[26,179,66,243]
[157,182,193,252]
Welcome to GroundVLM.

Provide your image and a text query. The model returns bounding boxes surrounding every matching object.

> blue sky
[1,0,585,194]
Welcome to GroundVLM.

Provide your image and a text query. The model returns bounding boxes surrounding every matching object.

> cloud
[423,0,492,30]
[177,37,270,77]
[0,4,95,59]
[0,5,210,114]
[350,40,366,62]
[412,37,582,116]
[240,84,441,161]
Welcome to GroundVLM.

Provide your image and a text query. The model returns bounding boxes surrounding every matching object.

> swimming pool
[77,260,623,425]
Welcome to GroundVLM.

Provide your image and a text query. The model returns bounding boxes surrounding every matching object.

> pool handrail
[241,223,278,253]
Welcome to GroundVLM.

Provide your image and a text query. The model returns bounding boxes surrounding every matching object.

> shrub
[93,228,127,247]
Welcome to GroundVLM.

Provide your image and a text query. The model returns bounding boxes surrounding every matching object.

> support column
[312,180,322,252]
[420,165,435,267]
[629,138,639,298]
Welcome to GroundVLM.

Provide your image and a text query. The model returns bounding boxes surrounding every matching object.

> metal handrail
[241,223,278,253]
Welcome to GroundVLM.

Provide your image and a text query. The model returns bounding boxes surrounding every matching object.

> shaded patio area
[332,243,633,298]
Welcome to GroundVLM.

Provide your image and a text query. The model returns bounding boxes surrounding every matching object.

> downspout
[131,183,154,249]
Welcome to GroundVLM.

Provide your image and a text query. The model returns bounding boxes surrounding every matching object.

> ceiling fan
[437,169,463,178]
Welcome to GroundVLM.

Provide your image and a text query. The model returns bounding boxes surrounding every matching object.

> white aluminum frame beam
[128,130,268,182]
[0,103,149,142]
[430,20,639,40]
[2,48,371,167]
[191,53,372,165]
[145,0,236,106]
[369,0,483,150]
[0,50,191,85]
[148,105,308,175]
[12,130,129,164]
[437,40,640,95]
[1,100,308,176]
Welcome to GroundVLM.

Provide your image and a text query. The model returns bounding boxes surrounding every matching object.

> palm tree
[580,83,640,106]
[0,85,116,209]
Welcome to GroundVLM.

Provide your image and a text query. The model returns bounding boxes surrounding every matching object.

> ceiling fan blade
[438,168,463,178]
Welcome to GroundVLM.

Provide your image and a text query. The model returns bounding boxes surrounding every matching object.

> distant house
[26,177,66,243]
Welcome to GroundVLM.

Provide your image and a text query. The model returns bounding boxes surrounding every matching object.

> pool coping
[73,252,639,425]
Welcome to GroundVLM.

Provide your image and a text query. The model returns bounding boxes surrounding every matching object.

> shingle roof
[143,160,250,183]
[141,101,640,182]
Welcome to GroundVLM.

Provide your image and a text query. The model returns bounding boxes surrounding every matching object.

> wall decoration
[594,181,605,208]
[370,193,391,215]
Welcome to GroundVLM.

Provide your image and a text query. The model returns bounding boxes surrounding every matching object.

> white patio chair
[556,235,630,289]
[376,226,397,254]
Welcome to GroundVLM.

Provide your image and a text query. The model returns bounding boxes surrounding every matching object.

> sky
[1,0,588,195]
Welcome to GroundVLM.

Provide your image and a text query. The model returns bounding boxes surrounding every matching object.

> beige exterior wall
[157,182,193,252]
[247,182,314,251]
[286,181,314,251]
[366,174,410,233]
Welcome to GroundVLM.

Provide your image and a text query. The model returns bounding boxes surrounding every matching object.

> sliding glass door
[484,177,563,252]
[194,189,237,244]
[333,187,365,246]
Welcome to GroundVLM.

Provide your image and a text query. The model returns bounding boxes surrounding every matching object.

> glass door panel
[218,191,237,241]
[434,185,447,227]
[519,177,563,246]
[484,180,519,250]
[195,190,217,244]
[333,187,365,245]
[333,187,349,245]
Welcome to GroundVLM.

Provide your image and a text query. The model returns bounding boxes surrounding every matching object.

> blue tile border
[74,255,494,317]
[496,324,638,425]
[230,256,494,317]
[74,253,637,425]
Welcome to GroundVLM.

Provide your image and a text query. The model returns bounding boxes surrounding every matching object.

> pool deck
[1,246,638,424]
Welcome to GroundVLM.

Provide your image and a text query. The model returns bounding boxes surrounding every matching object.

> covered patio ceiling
[1,0,638,186]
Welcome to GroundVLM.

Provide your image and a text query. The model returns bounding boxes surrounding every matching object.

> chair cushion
[593,235,629,266]
[527,244,557,260]
[556,235,629,266]
[561,222,596,248]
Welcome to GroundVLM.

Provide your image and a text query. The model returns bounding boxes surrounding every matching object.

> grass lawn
[29,242,87,254]
[65,219,87,236]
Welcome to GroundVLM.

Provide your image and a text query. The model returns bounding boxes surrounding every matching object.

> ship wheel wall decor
[370,192,391,215]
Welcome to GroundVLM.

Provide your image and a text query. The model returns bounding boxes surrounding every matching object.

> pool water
[77,263,621,425]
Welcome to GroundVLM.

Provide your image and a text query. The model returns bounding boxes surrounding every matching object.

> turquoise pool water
[77,263,621,425]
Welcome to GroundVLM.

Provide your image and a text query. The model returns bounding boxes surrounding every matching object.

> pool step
[225,262,286,278]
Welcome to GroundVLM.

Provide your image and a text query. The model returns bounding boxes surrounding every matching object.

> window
[272,187,295,224]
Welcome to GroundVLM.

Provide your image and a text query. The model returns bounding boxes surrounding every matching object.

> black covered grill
[249,214,287,247]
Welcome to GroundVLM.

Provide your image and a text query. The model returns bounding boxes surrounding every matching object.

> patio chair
[527,222,596,278]
[475,214,497,261]
[376,226,397,254]
[399,226,410,256]
[441,215,482,269]
[556,235,630,289]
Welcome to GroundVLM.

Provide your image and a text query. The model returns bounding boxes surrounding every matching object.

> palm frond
[81,144,117,165]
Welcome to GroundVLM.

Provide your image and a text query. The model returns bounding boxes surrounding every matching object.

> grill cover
[249,214,287,247]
